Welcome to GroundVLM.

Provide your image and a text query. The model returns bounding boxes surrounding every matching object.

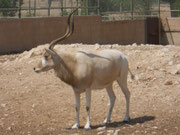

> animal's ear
[45,49,56,58]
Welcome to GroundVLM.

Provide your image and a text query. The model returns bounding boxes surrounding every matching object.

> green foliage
[171,0,180,17]
[25,11,35,17]
[0,0,23,17]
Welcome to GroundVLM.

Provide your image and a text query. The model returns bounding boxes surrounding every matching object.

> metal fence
[0,0,179,20]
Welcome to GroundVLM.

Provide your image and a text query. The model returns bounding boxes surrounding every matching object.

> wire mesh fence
[0,0,179,20]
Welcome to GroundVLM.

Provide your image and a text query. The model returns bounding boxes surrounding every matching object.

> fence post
[131,0,134,20]
[97,0,100,15]
[158,0,161,44]
[34,0,36,17]
[61,0,64,16]
[18,0,21,18]
[48,0,51,16]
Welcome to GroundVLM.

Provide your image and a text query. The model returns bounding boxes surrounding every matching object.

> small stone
[0,120,4,127]
[1,104,6,108]
[135,130,140,133]
[132,43,137,46]
[97,126,106,131]
[114,129,120,135]
[107,130,114,134]
[32,104,36,108]
[160,68,166,72]
[7,126,12,131]
[95,44,100,50]
[164,80,173,85]
[98,131,105,135]
[174,81,179,85]
[4,114,8,117]
[170,69,180,75]
[135,74,141,80]
[176,64,180,70]
[168,61,174,65]
[152,126,158,129]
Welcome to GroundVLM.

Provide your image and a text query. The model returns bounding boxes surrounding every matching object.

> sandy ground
[0,44,180,135]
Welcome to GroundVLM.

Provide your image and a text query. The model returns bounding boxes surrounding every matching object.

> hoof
[123,117,130,123]
[103,119,111,124]
[72,123,80,129]
[84,124,91,130]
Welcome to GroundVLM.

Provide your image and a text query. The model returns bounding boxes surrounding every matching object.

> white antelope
[34,8,134,130]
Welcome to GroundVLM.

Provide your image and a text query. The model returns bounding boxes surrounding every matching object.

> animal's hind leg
[117,69,131,122]
[104,83,116,124]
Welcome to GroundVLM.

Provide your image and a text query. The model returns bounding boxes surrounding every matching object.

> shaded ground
[0,44,180,135]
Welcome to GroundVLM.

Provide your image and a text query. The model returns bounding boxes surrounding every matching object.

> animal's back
[76,49,127,89]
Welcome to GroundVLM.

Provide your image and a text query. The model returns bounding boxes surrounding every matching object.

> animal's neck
[54,53,76,87]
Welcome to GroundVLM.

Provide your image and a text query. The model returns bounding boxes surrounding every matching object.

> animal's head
[34,49,58,73]
[34,7,78,73]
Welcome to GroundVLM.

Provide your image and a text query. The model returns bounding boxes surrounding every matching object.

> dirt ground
[0,44,180,135]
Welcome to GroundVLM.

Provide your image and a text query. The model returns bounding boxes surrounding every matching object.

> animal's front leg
[84,88,91,129]
[72,91,80,129]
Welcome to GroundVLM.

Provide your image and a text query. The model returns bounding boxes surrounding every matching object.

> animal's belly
[90,78,116,89]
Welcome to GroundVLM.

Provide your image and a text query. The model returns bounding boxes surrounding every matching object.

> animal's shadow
[67,116,155,130]
[91,116,155,129]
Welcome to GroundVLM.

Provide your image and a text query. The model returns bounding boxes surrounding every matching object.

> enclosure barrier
[0,16,148,54]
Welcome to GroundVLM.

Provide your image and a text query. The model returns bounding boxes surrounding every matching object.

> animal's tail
[128,67,135,80]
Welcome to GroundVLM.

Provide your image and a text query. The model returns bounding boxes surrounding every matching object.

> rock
[27,131,31,135]
[174,81,179,85]
[147,66,154,71]
[176,64,180,70]
[97,131,105,135]
[170,69,180,75]
[1,103,6,108]
[4,114,8,117]
[95,44,100,50]
[160,68,166,72]
[7,126,12,131]
[135,74,143,80]
[164,80,173,85]
[107,130,114,134]
[97,126,106,131]
[168,61,174,65]
[161,48,169,53]
[132,43,137,46]
[152,126,158,129]
[134,130,140,133]
[114,129,120,135]
[0,120,4,127]
[32,104,36,108]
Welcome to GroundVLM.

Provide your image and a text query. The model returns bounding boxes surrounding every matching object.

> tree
[0,0,23,17]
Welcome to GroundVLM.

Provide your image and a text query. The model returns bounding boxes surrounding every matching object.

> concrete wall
[161,18,180,46]
[0,16,146,54]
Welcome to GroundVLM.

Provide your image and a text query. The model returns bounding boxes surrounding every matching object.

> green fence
[0,0,179,20]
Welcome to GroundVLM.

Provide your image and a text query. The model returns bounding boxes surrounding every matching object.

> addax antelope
[34,8,134,130]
